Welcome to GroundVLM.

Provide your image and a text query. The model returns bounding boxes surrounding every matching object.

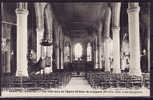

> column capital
[41,39,52,46]
[16,3,28,15]
[15,8,28,15]
[111,2,121,8]
[127,6,140,14]
[112,26,120,31]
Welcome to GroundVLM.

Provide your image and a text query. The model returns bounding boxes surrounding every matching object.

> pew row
[2,72,72,89]
[85,71,150,89]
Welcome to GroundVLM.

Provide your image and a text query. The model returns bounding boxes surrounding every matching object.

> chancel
[1,2,150,96]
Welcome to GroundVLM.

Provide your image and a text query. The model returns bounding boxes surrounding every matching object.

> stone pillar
[6,51,11,73]
[16,3,29,77]
[59,28,64,70]
[64,42,70,63]
[56,46,60,69]
[34,3,47,61]
[127,3,141,76]
[104,37,113,72]
[98,22,102,69]
[112,27,121,73]
[147,4,150,72]
[40,45,46,72]
[92,41,94,62]
[70,42,73,63]
[68,42,71,62]
[56,26,60,70]
[36,28,44,61]
[61,48,64,69]
[44,4,53,72]
[84,43,88,61]
[87,42,92,62]
[4,39,11,73]
[41,45,46,59]
[94,36,98,69]
[60,42,64,69]
[46,46,53,66]
[147,25,150,73]
[112,3,121,73]
[104,7,111,72]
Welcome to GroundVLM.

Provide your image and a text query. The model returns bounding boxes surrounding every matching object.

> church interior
[1,2,150,92]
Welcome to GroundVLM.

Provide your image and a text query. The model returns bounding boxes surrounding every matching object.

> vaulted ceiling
[2,2,150,42]
[52,3,109,38]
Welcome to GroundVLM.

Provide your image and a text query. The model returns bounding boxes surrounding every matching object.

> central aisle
[64,77,93,90]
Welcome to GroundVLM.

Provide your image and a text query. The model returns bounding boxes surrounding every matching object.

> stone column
[59,28,64,70]
[104,7,111,72]
[40,45,46,72]
[70,42,73,63]
[112,27,121,73]
[60,44,64,70]
[56,26,60,70]
[91,41,94,62]
[98,22,102,69]
[41,45,46,59]
[147,4,150,72]
[61,48,64,69]
[127,3,141,76]
[36,28,44,61]
[94,36,98,69]
[112,3,121,73]
[34,3,47,61]
[6,50,11,73]
[64,42,70,63]
[44,4,53,72]
[4,39,11,73]
[104,37,112,72]
[87,42,92,61]
[68,42,71,62]
[56,46,60,70]
[46,46,53,66]
[84,43,88,61]
[16,3,29,77]
[147,24,150,73]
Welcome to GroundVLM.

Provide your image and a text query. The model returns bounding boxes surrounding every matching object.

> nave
[1,2,151,97]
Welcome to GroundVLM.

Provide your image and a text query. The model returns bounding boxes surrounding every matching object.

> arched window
[74,43,83,61]
[87,43,92,61]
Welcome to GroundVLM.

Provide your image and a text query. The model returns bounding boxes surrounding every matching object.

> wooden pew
[85,71,146,89]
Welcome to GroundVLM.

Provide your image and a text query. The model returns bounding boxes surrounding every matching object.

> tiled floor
[64,77,92,90]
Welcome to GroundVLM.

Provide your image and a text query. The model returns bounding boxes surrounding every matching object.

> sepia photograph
[1,2,151,97]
